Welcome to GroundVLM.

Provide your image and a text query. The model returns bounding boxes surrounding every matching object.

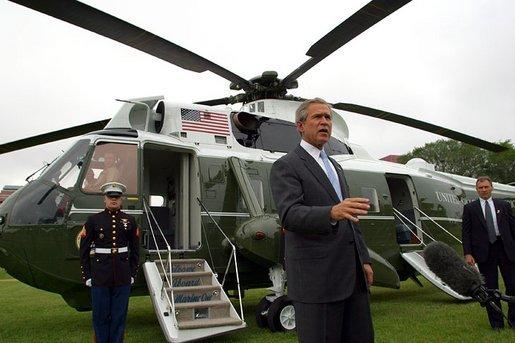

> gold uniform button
[113,236,116,240]
[112,225,116,228]
[112,220,116,223]
[113,243,116,246]
[112,231,116,234]
[112,215,115,218]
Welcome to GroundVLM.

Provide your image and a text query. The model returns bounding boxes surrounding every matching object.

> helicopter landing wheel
[266,295,296,332]
[255,295,272,328]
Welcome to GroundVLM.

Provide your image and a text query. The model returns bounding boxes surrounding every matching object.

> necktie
[320,150,343,201]
[484,201,497,243]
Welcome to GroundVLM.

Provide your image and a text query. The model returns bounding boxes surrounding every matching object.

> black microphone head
[424,241,483,297]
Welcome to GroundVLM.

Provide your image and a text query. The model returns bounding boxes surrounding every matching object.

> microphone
[423,241,515,319]
[423,241,483,297]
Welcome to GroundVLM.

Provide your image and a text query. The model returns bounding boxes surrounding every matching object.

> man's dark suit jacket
[270,145,371,304]
[462,198,515,263]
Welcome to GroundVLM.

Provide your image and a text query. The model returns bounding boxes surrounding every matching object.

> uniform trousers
[91,285,131,343]
[477,238,515,328]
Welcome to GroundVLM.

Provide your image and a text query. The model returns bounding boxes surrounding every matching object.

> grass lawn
[1,268,513,342]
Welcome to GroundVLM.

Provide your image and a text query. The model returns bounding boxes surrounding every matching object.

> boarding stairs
[142,200,245,342]
[393,207,471,301]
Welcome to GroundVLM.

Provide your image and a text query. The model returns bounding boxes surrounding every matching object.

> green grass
[1,268,513,342]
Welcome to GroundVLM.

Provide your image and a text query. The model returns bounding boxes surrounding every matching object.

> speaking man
[80,182,140,342]
[270,98,374,342]
[462,176,515,330]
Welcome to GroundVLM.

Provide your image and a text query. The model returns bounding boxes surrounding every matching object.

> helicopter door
[227,157,264,217]
[142,143,201,251]
[385,174,422,245]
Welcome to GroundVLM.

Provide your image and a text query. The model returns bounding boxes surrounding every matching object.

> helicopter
[1,0,514,341]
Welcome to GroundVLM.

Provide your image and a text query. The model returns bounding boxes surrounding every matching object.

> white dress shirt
[300,139,339,181]
[479,197,500,236]
[300,140,342,224]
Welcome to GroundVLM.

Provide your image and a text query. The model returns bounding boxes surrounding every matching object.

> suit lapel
[294,145,340,203]
[492,198,502,227]
[474,199,487,229]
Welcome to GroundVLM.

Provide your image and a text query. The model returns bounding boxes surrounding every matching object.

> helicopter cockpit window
[9,181,72,225]
[231,112,351,155]
[39,139,90,189]
[81,142,138,194]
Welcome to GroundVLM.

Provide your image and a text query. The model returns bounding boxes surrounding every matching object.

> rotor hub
[229,71,298,102]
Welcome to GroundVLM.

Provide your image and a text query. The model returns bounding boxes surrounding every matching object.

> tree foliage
[398,140,515,184]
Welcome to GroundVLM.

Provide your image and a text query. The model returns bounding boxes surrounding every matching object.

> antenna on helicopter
[24,155,60,183]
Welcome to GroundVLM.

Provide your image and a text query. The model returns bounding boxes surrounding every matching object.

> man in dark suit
[462,176,515,330]
[270,98,374,342]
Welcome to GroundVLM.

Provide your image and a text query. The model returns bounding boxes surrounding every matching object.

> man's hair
[295,98,332,123]
[476,176,492,186]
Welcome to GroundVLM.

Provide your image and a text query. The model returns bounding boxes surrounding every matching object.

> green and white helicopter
[0,1,513,341]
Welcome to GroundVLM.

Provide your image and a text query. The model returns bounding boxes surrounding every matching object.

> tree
[398,140,515,184]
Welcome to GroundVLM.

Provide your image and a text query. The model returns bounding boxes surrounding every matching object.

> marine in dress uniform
[79,182,140,343]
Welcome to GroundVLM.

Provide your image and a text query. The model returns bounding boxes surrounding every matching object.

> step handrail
[196,198,245,323]
[393,208,436,247]
[143,199,177,328]
[413,206,462,244]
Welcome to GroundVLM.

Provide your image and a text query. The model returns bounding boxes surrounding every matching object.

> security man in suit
[80,182,140,343]
[462,176,515,330]
[270,98,374,342]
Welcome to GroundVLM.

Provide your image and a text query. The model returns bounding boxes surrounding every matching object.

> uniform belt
[95,247,128,254]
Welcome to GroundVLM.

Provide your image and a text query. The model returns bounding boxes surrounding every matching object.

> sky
[0,0,514,187]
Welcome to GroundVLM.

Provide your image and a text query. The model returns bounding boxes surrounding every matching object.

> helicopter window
[214,136,227,145]
[231,113,351,155]
[250,179,264,209]
[361,187,379,213]
[10,181,71,225]
[150,195,165,207]
[39,139,90,188]
[81,142,138,194]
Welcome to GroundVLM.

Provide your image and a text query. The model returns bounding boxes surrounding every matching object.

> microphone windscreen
[423,241,483,296]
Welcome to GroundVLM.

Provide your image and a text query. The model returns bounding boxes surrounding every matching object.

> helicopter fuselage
[0,99,514,310]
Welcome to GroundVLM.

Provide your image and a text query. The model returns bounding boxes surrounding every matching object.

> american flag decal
[180,109,230,136]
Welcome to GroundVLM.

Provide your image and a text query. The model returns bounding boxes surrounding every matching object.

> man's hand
[363,264,373,286]
[131,277,134,285]
[330,198,370,223]
[465,254,476,267]
[85,279,92,287]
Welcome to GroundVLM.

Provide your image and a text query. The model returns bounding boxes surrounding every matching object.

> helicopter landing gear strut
[255,265,296,332]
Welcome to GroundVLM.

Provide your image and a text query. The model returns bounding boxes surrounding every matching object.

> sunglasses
[106,194,122,199]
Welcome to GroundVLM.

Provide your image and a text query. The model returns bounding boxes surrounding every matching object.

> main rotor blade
[10,0,253,92]
[195,93,248,106]
[0,119,109,155]
[332,103,508,152]
[282,0,411,86]
[195,97,234,106]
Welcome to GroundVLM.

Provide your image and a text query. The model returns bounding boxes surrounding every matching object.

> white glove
[85,279,92,287]
[131,277,134,285]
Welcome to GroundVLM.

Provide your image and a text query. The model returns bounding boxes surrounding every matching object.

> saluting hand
[330,198,370,223]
